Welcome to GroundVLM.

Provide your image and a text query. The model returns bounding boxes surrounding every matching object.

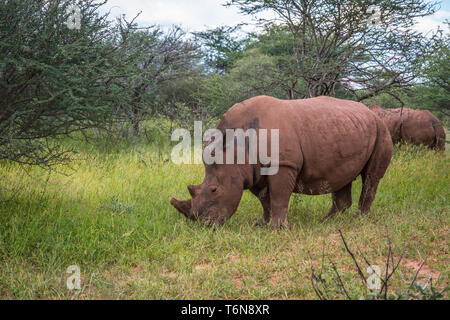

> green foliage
[247,25,307,99]
[227,0,438,99]
[228,49,283,97]
[193,25,247,74]
[407,24,450,118]
[193,74,236,119]
[120,25,202,134]
[193,49,286,119]
[422,23,450,93]
[155,63,206,126]
[0,0,135,166]
[0,0,206,166]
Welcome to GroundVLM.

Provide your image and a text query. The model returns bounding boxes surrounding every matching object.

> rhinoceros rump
[171,96,393,229]
[368,105,446,151]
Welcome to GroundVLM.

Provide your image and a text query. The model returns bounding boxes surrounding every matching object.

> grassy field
[0,133,448,299]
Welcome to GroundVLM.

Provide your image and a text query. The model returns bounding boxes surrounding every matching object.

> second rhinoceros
[171,96,393,229]
[368,105,446,151]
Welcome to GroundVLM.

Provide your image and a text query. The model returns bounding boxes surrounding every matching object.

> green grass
[0,136,448,299]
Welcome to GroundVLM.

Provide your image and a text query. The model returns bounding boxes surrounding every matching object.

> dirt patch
[163,271,178,280]
[78,282,104,299]
[401,258,441,280]
[195,259,216,272]
[230,271,244,289]
[101,264,149,292]
[1,290,13,299]
[268,270,289,287]
[129,264,145,277]
[227,253,239,263]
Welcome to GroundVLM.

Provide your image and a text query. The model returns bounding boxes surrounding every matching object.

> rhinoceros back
[218,95,386,194]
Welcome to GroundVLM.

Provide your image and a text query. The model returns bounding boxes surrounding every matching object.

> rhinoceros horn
[170,198,193,219]
[171,185,202,220]
[187,184,201,198]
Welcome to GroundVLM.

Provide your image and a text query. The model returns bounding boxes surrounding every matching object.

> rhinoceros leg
[358,117,393,214]
[267,167,297,229]
[251,187,271,226]
[358,174,380,214]
[322,182,353,221]
[358,151,389,214]
[433,122,446,152]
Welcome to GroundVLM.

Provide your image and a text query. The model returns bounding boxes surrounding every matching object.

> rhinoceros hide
[171,96,394,229]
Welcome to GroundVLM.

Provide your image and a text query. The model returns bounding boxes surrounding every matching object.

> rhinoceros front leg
[250,187,271,226]
[267,166,297,230]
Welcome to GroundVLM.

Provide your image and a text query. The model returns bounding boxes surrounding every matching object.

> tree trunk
[286,80,298,99]
[133,106,140,135]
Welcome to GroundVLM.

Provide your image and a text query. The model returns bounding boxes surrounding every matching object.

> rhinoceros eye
[210,186,217,193]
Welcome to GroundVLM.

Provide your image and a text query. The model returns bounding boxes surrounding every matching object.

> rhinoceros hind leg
[358,174,381,214]
[322,182,352,222]
[358,118,393,214]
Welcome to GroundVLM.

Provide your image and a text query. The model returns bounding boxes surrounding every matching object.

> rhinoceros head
[170,162,244,226]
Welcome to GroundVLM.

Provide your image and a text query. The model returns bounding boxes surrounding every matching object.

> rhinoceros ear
[188,184,201,198]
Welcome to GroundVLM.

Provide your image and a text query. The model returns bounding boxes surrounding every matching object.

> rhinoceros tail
[432,120,446,152]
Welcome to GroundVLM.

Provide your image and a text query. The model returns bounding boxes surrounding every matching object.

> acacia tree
[193,25,247,74]
[129,27,200,135]
[226,0,438,99]
[416,23,450,117]
[247,25,309,99]
[0,0,139,166]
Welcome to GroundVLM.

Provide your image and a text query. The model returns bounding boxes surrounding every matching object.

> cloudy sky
[100,0,450,34]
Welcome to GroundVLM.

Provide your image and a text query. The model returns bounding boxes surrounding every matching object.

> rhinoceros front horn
[170,198,193,219]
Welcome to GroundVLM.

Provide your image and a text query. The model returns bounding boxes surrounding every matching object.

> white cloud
[413,10,450,34]
[100,0,262,32]
[100,1,449,34]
